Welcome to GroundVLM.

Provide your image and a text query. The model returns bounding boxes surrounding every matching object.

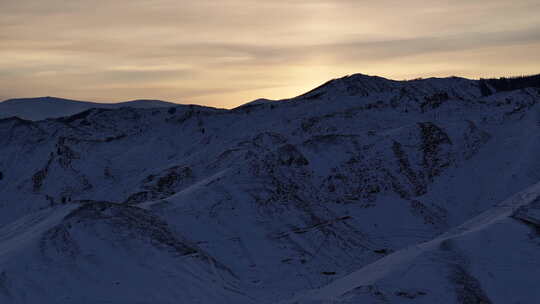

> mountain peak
[294,73,403,101]
[2,96,78,104]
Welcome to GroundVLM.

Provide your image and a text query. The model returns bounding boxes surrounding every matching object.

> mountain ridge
[0,96,178,121]
[1,72,540,303]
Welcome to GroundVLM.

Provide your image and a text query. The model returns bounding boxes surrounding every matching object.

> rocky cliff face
[1,74,540,303]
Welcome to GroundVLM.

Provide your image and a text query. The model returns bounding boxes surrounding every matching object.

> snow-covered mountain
[0,96,176,121]
[0,73,540,303]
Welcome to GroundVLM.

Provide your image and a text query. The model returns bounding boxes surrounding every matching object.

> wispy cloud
[1,0,539,107]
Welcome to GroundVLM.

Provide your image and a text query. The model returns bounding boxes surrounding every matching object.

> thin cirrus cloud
[1,0,539,108]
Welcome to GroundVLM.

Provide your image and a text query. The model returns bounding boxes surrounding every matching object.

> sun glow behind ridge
[1,0,539,107]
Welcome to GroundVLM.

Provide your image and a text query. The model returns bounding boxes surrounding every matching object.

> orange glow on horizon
[1,0,539,108]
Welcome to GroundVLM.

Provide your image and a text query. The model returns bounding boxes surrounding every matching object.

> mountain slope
[280,180,540,303]
[0,96,176,121]
[0,202,248,304]
[1,74,540,303]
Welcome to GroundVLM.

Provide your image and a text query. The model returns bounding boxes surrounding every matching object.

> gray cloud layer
[1,0,539,107]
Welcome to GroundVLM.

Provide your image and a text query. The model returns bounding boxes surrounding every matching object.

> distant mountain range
[0,96,176,120]
[1,73,540,303]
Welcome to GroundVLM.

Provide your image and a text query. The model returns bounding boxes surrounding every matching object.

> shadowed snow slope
[1,74,540,303]
[280,181,540,304]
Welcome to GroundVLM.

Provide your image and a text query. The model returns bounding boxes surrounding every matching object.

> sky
[1,0,540,108]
